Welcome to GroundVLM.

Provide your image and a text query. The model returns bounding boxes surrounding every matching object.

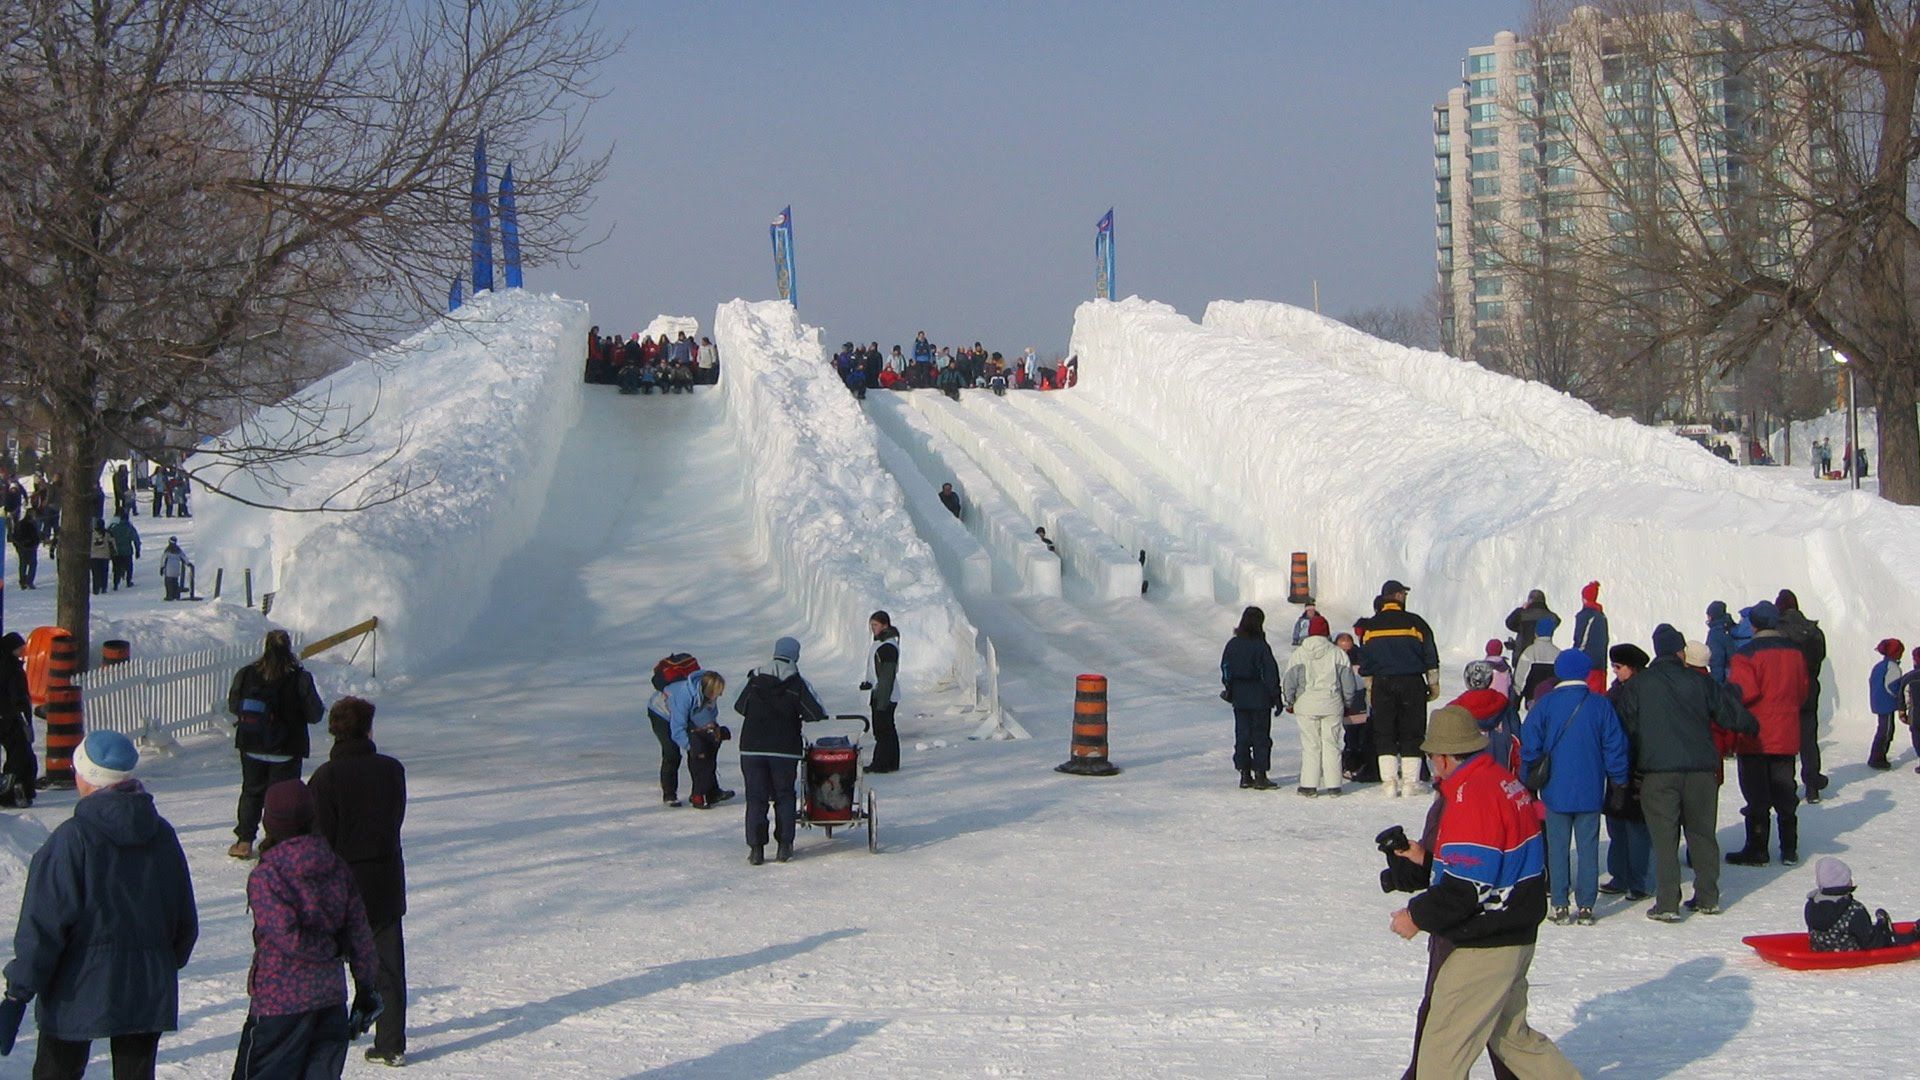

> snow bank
[713,300,975,698]
[640,314,700,341]
[188,291,591,674]
[1071,298,1920,730]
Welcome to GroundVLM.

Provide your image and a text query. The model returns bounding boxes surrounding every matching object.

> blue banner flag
[471,133,494,294]
[500,163,522,290]
[770,206,797,307]
[1095,208,1115,301]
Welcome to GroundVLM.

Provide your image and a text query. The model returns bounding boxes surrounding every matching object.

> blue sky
[539,1,1526,355]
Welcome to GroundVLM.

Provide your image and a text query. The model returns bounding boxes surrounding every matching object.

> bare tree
[0,0,613,660]
[1499,0,1920,501]
[1339,301,1444,351]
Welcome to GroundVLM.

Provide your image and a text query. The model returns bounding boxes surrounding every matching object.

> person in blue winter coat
[1705,601,1737,684]
[1867,639,1908,770]
[1521,650,1630,926]
[1221,606,1282,790]
[656,671,732,809]
[0,731,198,1075]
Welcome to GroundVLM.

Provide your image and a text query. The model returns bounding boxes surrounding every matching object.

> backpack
[651,653,700,692]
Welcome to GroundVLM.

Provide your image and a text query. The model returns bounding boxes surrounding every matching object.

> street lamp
[1834,350,1860,491]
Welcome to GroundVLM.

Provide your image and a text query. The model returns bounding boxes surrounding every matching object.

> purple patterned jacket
[245,834,377,1017]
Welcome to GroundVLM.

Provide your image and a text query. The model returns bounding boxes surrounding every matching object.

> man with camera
[1382,706,1578,1079]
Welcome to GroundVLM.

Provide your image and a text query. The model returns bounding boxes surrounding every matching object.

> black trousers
[870,702,900,772]
[89,558,109,594]
[0,713,38,798]
[33,1031,161,1080]
[1372,674,1431,758]
[1870,713,1920,765]
[236,755,303,842]
[1735,753,1798,856]
[13,544,35,587]
[1799,690,1824,790]
[111,554,133,588]
[1231,708,1273,772]
[371,921,407,1056]
[163,576,182,601]
[231,1005,349,1079]
[741,755,799,847]
[647,711,683,801]
[686,729,721,802]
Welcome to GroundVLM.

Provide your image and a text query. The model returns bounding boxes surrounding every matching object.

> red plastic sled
[1743,923,1920,970]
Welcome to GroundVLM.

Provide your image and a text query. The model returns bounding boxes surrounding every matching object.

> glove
[0,994,27,1056]
[859,681,874,692]
[348,984,383,1039]
[1426,681,1440,702]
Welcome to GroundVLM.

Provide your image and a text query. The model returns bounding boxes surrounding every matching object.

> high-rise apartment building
[1432,7,1765,394]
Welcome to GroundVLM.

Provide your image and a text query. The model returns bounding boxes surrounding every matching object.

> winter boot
[1378,756,1403,797]
[1399,757,1425,796]
[748,845,765,866]
[776,841,793,863]
[228,840,254,860]
[1239,769,1254,789]
[1725,813,1769,866]
[1779,816,1799,866]
[1251,771,1277,790]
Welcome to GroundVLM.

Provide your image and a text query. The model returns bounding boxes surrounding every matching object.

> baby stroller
[798,714,878,853]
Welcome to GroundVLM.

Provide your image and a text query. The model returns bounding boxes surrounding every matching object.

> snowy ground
[3,379,1917,1078]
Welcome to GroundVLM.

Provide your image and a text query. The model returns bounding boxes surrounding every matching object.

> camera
[1375,824,1411,857]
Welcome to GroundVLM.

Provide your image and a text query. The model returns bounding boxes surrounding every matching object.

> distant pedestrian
[1866,639,1908,771]
[160,537,188,601]
[87,520,112,595]
[1222,606,1281,791]
[939,483,963,519]
[0,730,197,1078]
[862,612,902,773]
[1360,580,1441,797]
[0,632,36,806]
[107,514,141,589]
[1505,589,1557,658]
[9,512,38,590]
[1725,601,1810,866]
[1571,582,1608,693]
[1282,613,1358,796]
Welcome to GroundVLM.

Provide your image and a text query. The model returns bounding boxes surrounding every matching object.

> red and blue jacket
[1408,752,1547,948]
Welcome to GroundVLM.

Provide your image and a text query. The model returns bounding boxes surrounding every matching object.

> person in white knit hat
[0,730,198,1075]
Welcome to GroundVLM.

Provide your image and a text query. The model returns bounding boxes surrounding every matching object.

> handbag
[1524,698,1587,793]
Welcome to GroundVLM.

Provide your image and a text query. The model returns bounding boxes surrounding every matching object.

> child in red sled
[1805,857,1920,951]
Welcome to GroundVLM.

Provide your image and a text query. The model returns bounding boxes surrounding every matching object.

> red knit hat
[1306,614,1330,638]
[1878,638,1905,660]
[1582,581,1601,606]
[1485,638,1503,657]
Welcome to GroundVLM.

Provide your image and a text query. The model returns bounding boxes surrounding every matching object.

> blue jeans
[1545,809,1602,909]
[1605,814,1653,894]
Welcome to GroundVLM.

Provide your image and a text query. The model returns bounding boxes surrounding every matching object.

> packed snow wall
[1071,297,1920,726]
[713,299,976,699]
[189,291,591,673]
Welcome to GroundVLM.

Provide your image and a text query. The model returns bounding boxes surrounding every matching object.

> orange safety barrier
[1288,552,1312,604]
[1055,673,1121,776]
[24,626,73,706]
[101,639,131,666]
[42,683,82,789]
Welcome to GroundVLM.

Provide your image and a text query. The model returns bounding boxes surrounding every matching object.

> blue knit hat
[1553,649,1593,681]
[1651,623,1686,659]
[1536,615,1560,638]
[74,730,138,787]
[1748,600,1779,630]
[774,636,802,662]
[1706,600,1728,621]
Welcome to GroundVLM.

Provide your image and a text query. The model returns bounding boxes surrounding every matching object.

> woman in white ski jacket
[1282,614,1360,796]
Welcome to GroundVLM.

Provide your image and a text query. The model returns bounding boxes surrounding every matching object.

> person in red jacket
[1725,600,1810,866]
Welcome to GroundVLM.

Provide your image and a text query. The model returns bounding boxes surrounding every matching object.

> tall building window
[1475,276,1505,297]
[1468,53,1498,74]
[1470,151,1500,173]
[1475,300,1505,323]
[1472,175,1502,197]
[1469,77,1498,99]
[1472,127,1499,147]
[1469,103,1499,124]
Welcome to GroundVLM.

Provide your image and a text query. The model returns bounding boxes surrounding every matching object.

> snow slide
[188,291,591,673]
[1074,297,1920,732]
[713,300,978,700]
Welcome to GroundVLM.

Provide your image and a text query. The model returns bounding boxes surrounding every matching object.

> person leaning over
[1388,708,1578,1079]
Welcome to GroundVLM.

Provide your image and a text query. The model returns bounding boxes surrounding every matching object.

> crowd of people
[1223,575,1912,1076]
[3,466,196,600]
[0,631,408,1077]
[582,327,719,395]
[831,335,1078,399]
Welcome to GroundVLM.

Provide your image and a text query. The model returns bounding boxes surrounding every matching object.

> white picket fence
[72,639,301,741]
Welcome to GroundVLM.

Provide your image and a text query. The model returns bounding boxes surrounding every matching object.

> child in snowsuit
[1805,857,1920,952]
[1868,639,1908,770]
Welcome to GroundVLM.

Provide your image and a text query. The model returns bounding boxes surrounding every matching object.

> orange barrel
[1055,673,1121,776]
[24,626,73,705]
[42,683,81,789]
[101,639,131,667]
[48,631,79,686]
[1288,552,1312,604]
